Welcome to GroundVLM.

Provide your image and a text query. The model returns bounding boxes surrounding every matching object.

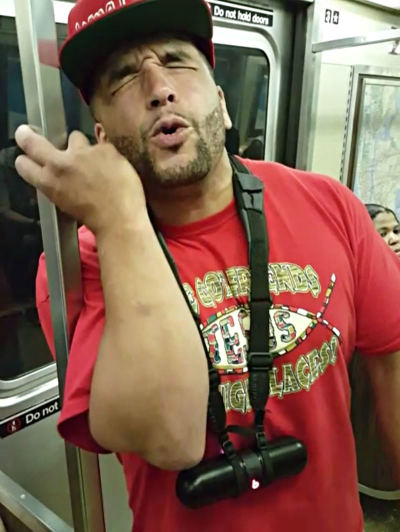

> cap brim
[60,0,213,94]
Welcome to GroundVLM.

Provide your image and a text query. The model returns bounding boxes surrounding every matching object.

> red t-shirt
[37,160,400,532]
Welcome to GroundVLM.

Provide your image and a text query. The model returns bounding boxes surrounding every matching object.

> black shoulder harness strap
[155,156,275,491]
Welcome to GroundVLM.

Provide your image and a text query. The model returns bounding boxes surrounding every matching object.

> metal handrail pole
[14,1,105,530]
[312,28,400,53]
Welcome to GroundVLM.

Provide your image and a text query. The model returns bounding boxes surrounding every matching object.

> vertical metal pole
[14,1,105,530]
[295,0,323,171]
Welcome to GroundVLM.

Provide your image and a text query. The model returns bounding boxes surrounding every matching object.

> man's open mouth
[159,125,180,135]
[151,116,191,149]
[151,116,190,137]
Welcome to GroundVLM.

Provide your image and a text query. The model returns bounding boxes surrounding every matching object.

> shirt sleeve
[345,190,400,356]
[36,227,109,453]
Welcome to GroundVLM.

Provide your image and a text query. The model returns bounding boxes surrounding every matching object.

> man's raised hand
[15,125,146,234]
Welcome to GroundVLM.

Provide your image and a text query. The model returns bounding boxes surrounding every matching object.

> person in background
[349,204,400,525]
[366,203,400,259]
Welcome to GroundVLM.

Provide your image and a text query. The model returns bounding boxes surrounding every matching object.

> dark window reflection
[214,44,269,159]
[0,19,87,381]
[0,141,51,379]
[0,21,53,379]
[0,19,95,381]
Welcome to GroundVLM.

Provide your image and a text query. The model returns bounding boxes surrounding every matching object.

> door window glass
[214,44,269,159]
[0,17,52,380]
[0,19,94,381]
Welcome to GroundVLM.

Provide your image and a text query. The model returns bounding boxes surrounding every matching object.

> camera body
[176,436,307,508]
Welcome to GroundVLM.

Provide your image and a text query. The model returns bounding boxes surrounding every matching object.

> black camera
[176,436,307,508]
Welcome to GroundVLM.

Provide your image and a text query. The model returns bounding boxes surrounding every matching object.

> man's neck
[146,150,234,227]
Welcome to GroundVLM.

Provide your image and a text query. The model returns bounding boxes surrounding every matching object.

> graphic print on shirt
[182,262,342,412]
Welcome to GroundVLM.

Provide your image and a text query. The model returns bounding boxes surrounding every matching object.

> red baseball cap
[59,0,215,102]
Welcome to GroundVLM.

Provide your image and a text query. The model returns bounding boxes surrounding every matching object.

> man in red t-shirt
[14,0,400,530]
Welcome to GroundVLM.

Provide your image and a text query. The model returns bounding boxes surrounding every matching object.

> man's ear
[217,86,233,130]
[95,122,108,144]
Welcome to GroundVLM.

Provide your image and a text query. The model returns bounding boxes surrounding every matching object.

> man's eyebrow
[105,62,138,87]
[161,49,194,63]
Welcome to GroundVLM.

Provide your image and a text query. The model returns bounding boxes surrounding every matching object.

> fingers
[15,125,64,167]
[68,130,90,150]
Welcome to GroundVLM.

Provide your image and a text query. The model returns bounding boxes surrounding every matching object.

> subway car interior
[0,0,399,530]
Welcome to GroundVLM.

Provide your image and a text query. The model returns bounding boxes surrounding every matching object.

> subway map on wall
[352,80,400,219]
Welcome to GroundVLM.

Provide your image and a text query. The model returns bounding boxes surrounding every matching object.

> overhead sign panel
[208,1,274,28]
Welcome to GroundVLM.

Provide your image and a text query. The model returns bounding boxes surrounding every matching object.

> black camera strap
[154,155,274,489]
[230,156,274,482]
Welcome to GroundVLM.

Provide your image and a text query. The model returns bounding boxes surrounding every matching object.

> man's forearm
[364,351,400,483]
[12,125,209,469]
[89,213,209,469]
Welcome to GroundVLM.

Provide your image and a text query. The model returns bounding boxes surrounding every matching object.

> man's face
[92,36,232,189]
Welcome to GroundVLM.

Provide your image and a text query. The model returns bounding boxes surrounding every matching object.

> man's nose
[143,65,177,109]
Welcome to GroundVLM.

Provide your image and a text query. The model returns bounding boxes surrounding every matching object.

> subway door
[0,1,73,527]
[0,1,127,530]
[209,0,297,164]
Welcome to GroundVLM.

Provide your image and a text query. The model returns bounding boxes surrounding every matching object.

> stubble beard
[109,102,226,188]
